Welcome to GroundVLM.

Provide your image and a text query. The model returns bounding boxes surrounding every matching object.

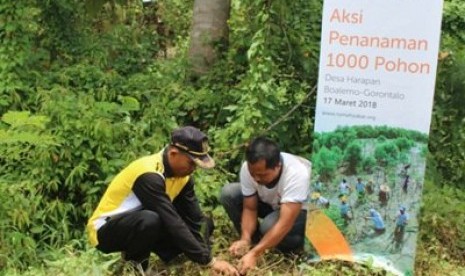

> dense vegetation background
[0,0,464,275]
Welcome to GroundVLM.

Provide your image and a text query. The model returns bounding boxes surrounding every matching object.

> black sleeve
[132,173,211,265]
[172,178,205,245]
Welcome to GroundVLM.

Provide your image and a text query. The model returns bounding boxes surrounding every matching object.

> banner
[306,1,444,275]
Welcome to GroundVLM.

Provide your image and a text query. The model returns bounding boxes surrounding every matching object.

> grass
[3,222,464,276]
[6,243,464,276]
[2,181,465,276]
[2,232,464,276]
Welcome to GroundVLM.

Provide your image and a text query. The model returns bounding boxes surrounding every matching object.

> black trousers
[220,183,307,253]
[96,209,181,270]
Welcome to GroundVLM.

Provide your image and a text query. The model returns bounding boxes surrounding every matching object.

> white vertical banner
[314,0,443,133]
[306,1,444,275]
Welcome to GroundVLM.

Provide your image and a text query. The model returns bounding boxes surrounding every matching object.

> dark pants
[96,209,213,270]
[220,183,307,253]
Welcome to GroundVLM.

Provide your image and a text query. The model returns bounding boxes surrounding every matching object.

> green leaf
[119,96,140,111]
[30,226,44,234]
[223,105,238,111]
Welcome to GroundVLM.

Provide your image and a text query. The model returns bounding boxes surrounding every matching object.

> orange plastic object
[305,209,353,262]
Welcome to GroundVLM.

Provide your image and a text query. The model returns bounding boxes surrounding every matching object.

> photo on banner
[305,0,444,275]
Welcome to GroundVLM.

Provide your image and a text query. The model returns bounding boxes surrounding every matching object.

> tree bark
[188,0,230,77]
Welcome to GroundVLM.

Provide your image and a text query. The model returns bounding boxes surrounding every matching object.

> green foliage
[319,131,349,149]
[0,111,55,145]
[312,146,341,182]
[429,50,465,188]
[312,126,424,180]
[210,0,320,164]
[2,241,117,276]
[0,111,56,268]
[157,0,194,39]
[343,141,363,175]
[374,142,400,167]
[361,156,377,174]
[0,0,41,112]
[428,0,465,190]
[395,137,414,152]
[442,0,465,43]
[418,181,465,262]
[0,1,180,269]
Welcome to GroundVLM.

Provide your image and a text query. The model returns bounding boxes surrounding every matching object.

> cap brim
[190,154,215,169]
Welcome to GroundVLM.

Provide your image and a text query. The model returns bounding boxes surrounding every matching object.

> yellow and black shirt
[86,148,211,264]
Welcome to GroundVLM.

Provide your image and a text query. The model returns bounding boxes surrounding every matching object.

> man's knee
[259,211,279,234]
[137,210,161,234]
[219,182,242,205]
[276,235,304,253]
[259,211,305,252]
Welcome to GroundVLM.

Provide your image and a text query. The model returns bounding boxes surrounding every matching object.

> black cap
[171,126,215,169]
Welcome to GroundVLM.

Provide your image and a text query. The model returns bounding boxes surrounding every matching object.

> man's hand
[211,259,240,276]
[237,251,258,275]
[228,239,251,257]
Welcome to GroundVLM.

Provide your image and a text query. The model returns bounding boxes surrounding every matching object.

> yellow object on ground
[305,209,353,261]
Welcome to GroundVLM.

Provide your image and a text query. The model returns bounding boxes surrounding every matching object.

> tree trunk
[188,0,230,77]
